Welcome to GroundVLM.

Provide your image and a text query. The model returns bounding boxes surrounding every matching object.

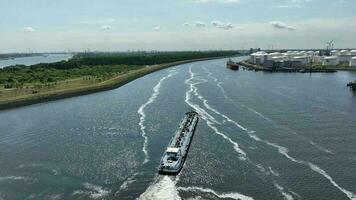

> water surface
[1,57,356,200]
[0,54,73,68]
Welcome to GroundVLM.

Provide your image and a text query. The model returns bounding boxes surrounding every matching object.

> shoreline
[0,56,229,111]
[238,60,340,73]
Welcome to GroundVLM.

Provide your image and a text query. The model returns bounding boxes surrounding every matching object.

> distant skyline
[1,0,356,52]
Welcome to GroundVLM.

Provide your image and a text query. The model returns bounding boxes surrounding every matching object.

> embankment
[0,56,228,111]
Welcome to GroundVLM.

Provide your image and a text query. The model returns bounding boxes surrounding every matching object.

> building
[322,56,339,66]
[249,50,354,68]
[350,50,356,56]
[331,50,340,56]
[350,57,356,67]
[250,51,268,65]
[293,56,310,65]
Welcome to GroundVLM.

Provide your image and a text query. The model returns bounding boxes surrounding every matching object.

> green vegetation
[0,64,142,88]
[0,51,238,110]
[75,51,238,65]
[0,51,238,89]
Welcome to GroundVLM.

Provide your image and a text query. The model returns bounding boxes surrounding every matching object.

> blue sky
[0,0,356,52]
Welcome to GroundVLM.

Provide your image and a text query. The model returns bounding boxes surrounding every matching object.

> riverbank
[238,60,337,73]
[0,56,227,110]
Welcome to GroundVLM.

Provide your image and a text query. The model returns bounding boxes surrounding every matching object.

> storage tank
[323,56,339,66]
[307,51,315,56]
[330,50,339,56]
[313,56,322,63]
[340,50,350,55]
[251,51,268,65]
[350,57,356,67]
[293,56,310,66]
[350,50,356,56]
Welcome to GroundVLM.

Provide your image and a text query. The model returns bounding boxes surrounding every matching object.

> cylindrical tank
[330,50,339,56]
[350,50,356,56]
[350,57,356,67]
[323,56,339,66]
[340,50,349,55]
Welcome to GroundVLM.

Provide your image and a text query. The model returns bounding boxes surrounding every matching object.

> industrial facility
[249,50,356,69]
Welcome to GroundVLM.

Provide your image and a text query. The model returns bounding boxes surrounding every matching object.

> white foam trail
[268,166,280,177]
[178,186,254,200]
[185,65,246,160]
[250,134,301,164]
[206,120,247,160]
[0,176,28,182]
[192,79,249,133]
[137,69,177,163]
[273,182,294,200]
[184,65,220,124]
[309,141,334,154]
[308,163,356,200]
[250,134,356,200]
[198,78,354,199]
[202,66,218,82]
[138,176,181,200]
[204,66,334,155]
[73,183,110,199]
[194,65,356,199]
[117,173,138,193]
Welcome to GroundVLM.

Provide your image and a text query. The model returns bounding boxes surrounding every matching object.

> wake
[178,186,254,200]
[198,65,356,200]
[185,65,246,160]
[138,176,181,200]
[204,65,333,155]
[137,69,177,163]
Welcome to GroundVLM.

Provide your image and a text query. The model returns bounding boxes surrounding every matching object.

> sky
[0,0,356,52]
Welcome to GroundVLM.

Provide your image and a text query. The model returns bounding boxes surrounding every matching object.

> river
[0,54,73,68]
[1,57,356,200]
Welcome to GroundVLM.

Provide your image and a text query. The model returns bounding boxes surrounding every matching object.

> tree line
[0,51,239,88]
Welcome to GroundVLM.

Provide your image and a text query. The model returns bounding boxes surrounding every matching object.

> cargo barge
[158,111,199,175]
[227,59,240,70]
[347,80,356,91]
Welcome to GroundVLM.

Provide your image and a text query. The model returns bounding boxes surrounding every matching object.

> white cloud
[211,20,234,30]
[274,4,302,8]
[275,0,311,8]
[100,25,112,30]
[195,21,206,28]
[270,21,296,31]
[195,0,239,3]
[153,26,163,31]
[23,27,35,32]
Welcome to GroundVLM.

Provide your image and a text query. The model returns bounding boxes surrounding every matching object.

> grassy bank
[0,56,229,110]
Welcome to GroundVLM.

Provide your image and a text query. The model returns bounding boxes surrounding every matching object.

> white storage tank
[251,51,268,65]
[350,57,356,67]
[350,50,356,56]
[313,56,322,63]
[340,50,350,55]
[323,56,339,66]
[331,50,339,56]
[307,51,315,56]
[338,55,352,62]
[293,56,310,66]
